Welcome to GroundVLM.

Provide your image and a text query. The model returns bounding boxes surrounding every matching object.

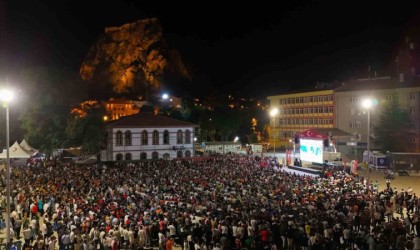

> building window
[308,96,313,102]
[411,136,417,143]
[328,106,333,113]
[163,130,170,144]
[141,130,148,145]
[356,121,361,128]
[185,130,191,144]
[323,107,328,113]
[357,109,362,115]
[410,107,415,115]
[349,121,355,128]
[124,130,132,146]
[177,130,183,144]
[177,150,183,158]
[185,150,191,158]
[349,97,355,103]
[328,95,333,101]
[350,109,356,115]
[308,107,313,113]
[163,153,170,159]
[153,130,159,145]
[116,131,123,146]
[152,151,159,159]
[394,95,399,104]
[410,93,416,100]
[125,153,132,160]
[386,95,392,102]
[140,152,147,160]
[116,154,123,161]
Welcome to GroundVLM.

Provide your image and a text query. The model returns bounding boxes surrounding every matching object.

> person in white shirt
[138,226,146,247]
[48,235,57,250]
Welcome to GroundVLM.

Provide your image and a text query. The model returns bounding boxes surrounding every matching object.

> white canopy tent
[0,141,32,159]
[20,139,38,155]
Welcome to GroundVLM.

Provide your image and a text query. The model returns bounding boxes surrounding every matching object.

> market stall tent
[0,141,32,158]
[20,139,38,155]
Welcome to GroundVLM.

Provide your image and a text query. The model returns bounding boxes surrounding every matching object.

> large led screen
[300,139,323,164]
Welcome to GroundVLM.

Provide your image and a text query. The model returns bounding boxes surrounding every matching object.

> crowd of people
[0,154,420,249]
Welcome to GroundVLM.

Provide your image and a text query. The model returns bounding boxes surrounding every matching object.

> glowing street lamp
[270,108,279,156]
[0,89,14,245]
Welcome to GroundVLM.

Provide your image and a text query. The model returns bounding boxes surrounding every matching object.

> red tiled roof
[106,112,196,128]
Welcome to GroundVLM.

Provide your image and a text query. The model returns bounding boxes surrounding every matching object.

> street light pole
[367,108,370,168]
[362,98,373,182]
[5,103,10,245]
[0,89,13,246]
[270,108,279,157]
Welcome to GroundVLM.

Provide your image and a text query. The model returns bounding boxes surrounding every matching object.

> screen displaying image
[299,139,323,164]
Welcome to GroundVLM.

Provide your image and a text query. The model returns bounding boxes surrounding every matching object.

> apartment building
[335,77,420,153]
[267,90,334,149]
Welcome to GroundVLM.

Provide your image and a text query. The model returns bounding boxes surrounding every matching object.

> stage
[288,165,323,175]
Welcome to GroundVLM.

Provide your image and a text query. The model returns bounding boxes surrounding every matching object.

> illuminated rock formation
[80,18,190,99]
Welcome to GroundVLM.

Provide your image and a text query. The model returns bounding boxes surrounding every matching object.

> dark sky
[1,0,420,97]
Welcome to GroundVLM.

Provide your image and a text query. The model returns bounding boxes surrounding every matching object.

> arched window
[163,153,170,159]
[116,153,123,161]
[163,130,170,144]
[125,153,132,160]
[140,152,147,160]
[152,151,159,160]
[153,130,159,145]
[185,150,191,158]
[177,150,183,158]
[124,130,132,146]
[116,131,123,146]
[141,130,148,145]
[185,130,191,144]
[177,129,183,144]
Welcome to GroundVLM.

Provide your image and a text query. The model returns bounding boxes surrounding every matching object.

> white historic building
[102,113,197,161]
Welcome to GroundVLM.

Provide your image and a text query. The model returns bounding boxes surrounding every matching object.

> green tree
[65,108,106,156]
[374,104,413,152]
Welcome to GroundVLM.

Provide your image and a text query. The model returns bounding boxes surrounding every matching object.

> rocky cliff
[80,18,190,99]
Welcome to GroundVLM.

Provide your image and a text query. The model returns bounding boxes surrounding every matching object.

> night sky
[1,0,420,98]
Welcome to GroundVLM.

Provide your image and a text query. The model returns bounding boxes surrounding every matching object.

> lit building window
[185,130,191,144]
[177,130,183,144]
[124,130,132,146]
[116,131,123,146]
[153,130,159,145]
[141,130,148,145]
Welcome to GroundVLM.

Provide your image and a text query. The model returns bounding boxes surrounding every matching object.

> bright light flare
[362,99,373,109]
[270,108,279,117]
[0,89,13,103]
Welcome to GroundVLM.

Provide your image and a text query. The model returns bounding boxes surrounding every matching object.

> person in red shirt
[260,228,270,248]
[165,237,173,250]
